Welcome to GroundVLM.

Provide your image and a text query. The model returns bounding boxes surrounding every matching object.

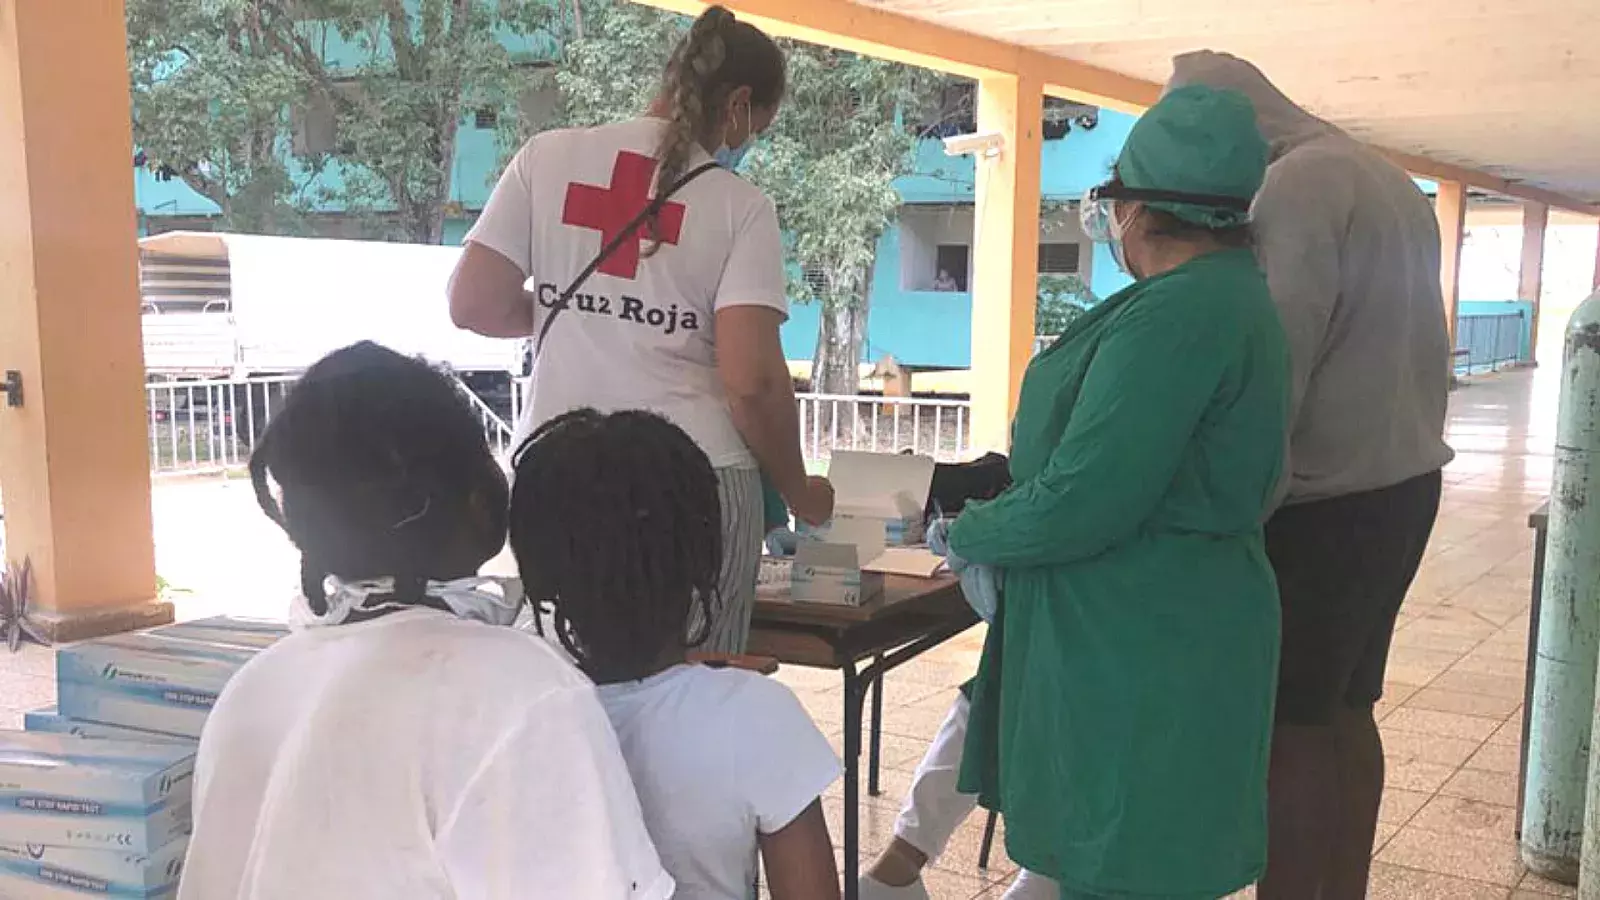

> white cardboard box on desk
[0,732,193,854]
[56,633,259,739]
[152,615,289,650]
[791,518,887,607]
[0,835,187,899]
[801,451,936,548]
[23,709,195,747]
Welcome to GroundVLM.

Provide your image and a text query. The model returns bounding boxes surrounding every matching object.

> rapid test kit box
[0,732,193,854]
[790,526,886,606]
[23,709,195,747]
[151,615,288,650]
[799,451,936,547]
[0,836,186,899]
[56,632,260,739]
[787,452,938,606]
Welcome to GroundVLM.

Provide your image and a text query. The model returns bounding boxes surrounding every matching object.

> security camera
[942,132,1006,159]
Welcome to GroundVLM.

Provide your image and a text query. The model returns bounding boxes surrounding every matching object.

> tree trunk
[810,262,872,395]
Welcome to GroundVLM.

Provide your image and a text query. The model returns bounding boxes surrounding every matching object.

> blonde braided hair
[647,6,784,253]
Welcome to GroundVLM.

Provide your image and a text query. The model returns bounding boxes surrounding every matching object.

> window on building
[1038,242,1082,275]
[292,89,338,156]
[934,244,970,292]
[802,263,828,296]
[518,82,562,133]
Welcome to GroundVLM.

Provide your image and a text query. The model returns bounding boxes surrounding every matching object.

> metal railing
[456,379,519,458]
[1455,311,1527,375]
[796,393,971,462]
[147,374,977,474]
[146,376,297,475]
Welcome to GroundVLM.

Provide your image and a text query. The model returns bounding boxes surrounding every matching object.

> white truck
[139,231,524,379]
[139,232,526,455]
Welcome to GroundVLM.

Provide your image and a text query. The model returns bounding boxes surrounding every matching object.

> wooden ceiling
[853,0,1600,208]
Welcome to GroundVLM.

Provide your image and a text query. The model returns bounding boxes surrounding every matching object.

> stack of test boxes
[0,616,286,898]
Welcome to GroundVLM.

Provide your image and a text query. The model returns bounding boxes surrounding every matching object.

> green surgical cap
[1116,84,1268,228]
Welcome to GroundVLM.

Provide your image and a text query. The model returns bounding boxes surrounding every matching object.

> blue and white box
[790,517,887,607]
[57,633,258,739]
[152,616,288,650]
[24,709,194,746]
[0,836,187,898]
[0,733,193,853]
[801,451,935,547]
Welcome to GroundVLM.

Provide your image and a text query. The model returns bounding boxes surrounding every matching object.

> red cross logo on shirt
[561,151,687,280]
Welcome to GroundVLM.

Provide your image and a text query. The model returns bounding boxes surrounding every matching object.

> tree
[126,0,318,234]
[547,0,943,394]
[127,0,557,243]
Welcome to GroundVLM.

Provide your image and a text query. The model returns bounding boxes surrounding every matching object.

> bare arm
[718,305,832,524]
[449,242,536,339]
[758,800,841,900]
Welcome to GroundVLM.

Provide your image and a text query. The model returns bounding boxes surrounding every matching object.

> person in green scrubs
[951,84,1289,899]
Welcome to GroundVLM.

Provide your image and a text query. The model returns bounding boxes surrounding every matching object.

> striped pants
[687,466,763,654]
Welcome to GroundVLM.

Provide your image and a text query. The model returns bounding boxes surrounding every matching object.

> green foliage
[127,0,557,242]
[126,0,318,234]
[1036,273,1093,335]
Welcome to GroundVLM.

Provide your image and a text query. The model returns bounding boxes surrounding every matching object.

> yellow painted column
[1435,180,1467,346]
[969,73,1043,452]
[0,1,169,639]
[1519,201,1549,364]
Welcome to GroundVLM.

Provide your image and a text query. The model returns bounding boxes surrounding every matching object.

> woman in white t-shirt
[450,5,832,655]
[179,343,672,900]
[510,408,843,900]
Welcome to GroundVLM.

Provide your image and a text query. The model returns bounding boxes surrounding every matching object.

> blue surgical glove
[927,518,1001,622]
[765,527,800,558]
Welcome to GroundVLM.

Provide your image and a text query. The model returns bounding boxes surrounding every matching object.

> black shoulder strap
[534,161,722,354]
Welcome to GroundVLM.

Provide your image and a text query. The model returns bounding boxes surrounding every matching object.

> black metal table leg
[1517,517,1548,839]
[842,661,867,900]
[869,652,885,797]
[978,809,999,869]
[833,615,979,900]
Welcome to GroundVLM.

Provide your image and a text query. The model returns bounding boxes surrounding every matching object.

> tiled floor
[0,366,1571,898]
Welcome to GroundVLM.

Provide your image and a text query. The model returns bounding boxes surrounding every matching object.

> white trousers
[893,695,1060,899]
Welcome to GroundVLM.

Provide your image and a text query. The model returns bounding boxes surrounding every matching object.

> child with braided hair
[180,342,671,900]
[511,409,842,900]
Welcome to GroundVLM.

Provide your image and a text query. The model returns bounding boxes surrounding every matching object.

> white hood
[1165,51,1340,160]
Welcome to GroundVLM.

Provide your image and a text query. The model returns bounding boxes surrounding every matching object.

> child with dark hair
[511,409,842,900]
[179,342,672,900]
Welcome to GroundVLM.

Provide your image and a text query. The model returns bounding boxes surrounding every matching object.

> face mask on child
[292,576,526,630]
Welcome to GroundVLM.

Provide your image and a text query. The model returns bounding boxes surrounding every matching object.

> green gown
[950,248,1288,899]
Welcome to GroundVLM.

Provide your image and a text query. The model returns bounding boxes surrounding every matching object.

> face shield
[1079,182,1253,241]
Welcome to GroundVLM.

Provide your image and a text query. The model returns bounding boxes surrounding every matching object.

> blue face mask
[714,142,751,171]
[715,102,754,171]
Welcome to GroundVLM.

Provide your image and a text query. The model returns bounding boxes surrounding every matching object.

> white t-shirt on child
[179,609,673,900]
[466,118,788,468]
[597,664,843,900]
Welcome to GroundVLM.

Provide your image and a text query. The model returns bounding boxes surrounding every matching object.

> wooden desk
[750,575,978,900]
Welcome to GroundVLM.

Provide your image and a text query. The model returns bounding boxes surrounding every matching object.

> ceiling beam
[629,0,1600,216]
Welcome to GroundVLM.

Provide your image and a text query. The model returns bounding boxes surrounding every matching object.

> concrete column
[969,73,1043,452]
[1520,202,1548,364]
[1435,180,1467,347]
[0,1,170,639]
